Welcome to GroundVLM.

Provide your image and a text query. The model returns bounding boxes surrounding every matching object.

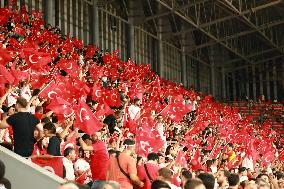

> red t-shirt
[90,140,109,180]
[107,152,137,189]
[137,162,160,189]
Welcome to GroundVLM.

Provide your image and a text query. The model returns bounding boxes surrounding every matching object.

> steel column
[273,63,278,100]
[266,64,271,100]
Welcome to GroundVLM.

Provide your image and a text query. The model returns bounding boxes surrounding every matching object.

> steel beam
[188,19,284,52]
[156,0,254,65]
[144,0,209,22]
[227,55,284,72]
[220,0,284,55]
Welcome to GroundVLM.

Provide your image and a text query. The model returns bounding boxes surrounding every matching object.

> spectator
[107,139,144,189]
[137,152,160,189]
[78,131,109,181]
[227,174,239,189]
[0,178,11,189]
[256,174,269,184]
[197,173,215,189]
[184,179,205,189]
[157,167,180,189]
[0,97,40,157]
[238,167,248,182]
[0,160,5,179]
[63,147,76,181]
[128,98,141,120]
[180,170,192,188]
[255,178,270,189]
[216,170,230,189]
[278,174,284,189]
[151,180,171,189]
[0,160,11,189]
[43,122,61,156]
[74,148,92,185]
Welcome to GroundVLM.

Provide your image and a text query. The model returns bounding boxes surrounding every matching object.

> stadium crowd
[0,3,283,189]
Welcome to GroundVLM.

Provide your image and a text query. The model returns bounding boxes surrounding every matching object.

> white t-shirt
[63,157,75,181]
[20,86,31,101]
[242,157,254,171]
[74,158,90,172]
[7,92,18,107]
[128,105,140,120]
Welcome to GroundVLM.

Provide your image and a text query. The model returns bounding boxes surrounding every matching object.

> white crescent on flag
[140,141,150,152]
[48,91,58,99]
[111,93,118,102]
[95,90,102,97]
[66,62,73,70]
[79,108,88,122]
[28,54,38,64]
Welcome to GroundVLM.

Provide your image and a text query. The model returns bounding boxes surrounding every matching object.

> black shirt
[47,136,61,156]
[7,112,39,157]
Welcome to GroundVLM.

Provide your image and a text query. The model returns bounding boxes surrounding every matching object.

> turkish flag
[91,84,103,102]
[46,97,74,118]
[160,104,186,122]
[94,102,114,118]
[75,99,102,135]
[0,64,15,84]
[24,51,52,68]
[10,60,29,84]
[13,24,26,36]
[135,127,164,157]
[57,59,79,77]
[262,151,275,167]
[39,80,60,99]
[103,89,121,107]
[31,156,63,177]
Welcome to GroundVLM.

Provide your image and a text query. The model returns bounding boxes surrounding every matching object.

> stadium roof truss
[106,0,284,69]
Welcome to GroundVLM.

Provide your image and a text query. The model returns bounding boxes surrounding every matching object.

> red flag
[91,84,103,102]
[160,104,187,122]
[25,51,52,68]
[190,149,203,171]
[31,156,63,177]
[57,59,80,77]
[0,48,13,65]
[10,60,29,84]
[39,81,59,99]
[13,24,26,36]
[0,64,15,84]
[175,149,188,168]
[46,97,74,118]
[103,89,121,107]
[227,155,241,170]
[135,127,164,157]
[94,102,114,117]
[75,99,102,135]
[262,152,275,167]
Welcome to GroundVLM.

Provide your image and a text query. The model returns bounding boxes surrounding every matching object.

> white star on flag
[84,115,90,120]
